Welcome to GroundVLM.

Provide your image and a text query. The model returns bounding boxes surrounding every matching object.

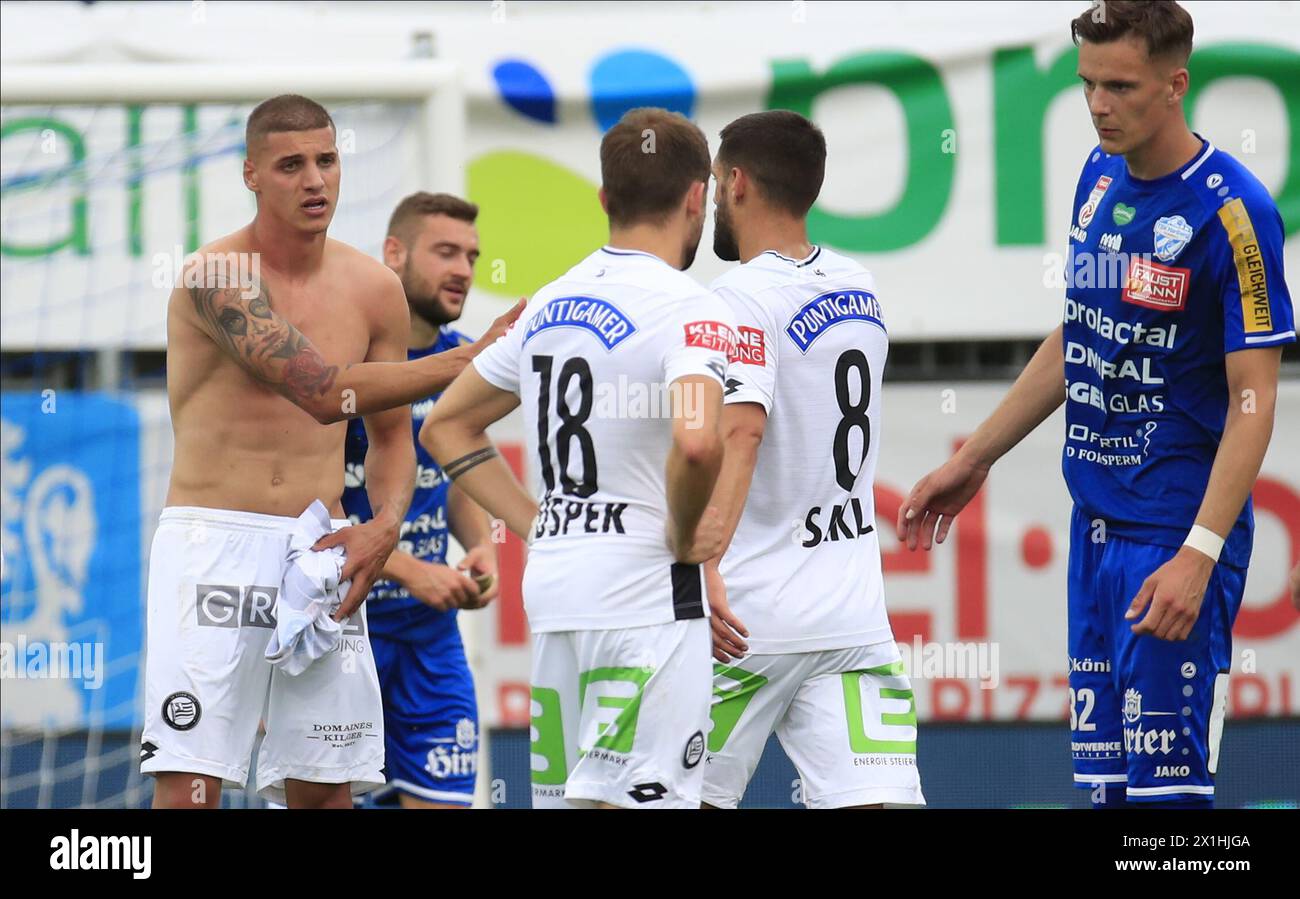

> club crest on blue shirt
[1153,215,1194,262]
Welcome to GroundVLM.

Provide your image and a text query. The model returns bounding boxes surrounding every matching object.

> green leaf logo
[1112,203,1136,227]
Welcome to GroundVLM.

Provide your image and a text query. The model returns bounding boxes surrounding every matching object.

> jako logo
[49,829,151,879]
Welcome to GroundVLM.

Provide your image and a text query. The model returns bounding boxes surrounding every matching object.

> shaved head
[245,95,335,159]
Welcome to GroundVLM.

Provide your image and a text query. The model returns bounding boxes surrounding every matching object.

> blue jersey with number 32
[1061,138,1294,568]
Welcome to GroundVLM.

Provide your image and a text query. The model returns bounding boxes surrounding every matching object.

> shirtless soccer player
[141,95,519,809]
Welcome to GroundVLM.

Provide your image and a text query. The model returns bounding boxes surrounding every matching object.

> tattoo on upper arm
[443,446,499,480]
[187,278,339,403]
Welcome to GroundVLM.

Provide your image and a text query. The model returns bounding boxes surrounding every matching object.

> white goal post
[0,61,465,191]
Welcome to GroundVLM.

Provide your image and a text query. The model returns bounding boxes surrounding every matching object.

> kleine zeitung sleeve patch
[733,326,767,365]
[684,320,737,356]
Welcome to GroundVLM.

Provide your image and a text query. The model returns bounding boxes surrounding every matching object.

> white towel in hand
[264,500,353,675]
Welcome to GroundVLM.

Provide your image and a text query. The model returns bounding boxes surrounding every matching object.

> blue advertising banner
[1,392,142,730]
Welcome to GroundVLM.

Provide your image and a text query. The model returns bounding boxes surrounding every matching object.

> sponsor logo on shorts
[1123,688,1142,724]
[1155,765,1192,778]
[162,691,200,731]
[423,717,479,781]
[195,584,278,629]
[1181,662,1197,679]
[1122,257,1190,311]
[1124,724,1178,756]
[1121,688,1179,756]
[1072,739,1122,758]
[683,730,705,769]
[427,739,478,780]
[195,584,367,636]
[584,748,629,766]
[627,782,668,804]
[307,720,378,748]
[1070,656,1112,674]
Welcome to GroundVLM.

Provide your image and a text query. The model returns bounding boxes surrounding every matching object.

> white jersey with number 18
[713,246,893,654]
[474,246,736,634]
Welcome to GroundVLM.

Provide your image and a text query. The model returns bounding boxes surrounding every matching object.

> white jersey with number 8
[713,246,893,654]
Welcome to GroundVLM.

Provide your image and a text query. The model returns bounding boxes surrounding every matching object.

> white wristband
[1183,525,1224,562]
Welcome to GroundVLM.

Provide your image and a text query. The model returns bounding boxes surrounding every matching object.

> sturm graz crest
[683,730,705,769]
[162,691,201,731]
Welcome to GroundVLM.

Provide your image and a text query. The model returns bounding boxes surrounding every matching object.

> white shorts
[529,619,711,809]
[140,506,385,804]
[702,642,926,809]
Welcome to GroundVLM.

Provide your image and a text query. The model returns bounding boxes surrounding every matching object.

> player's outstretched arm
[897,324,1066,551]
[181,266,524,423]
[665,375,725,564]
[420,366,536,540]
[1127,346,1282,641]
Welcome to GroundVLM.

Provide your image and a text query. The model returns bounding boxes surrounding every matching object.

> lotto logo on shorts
[1122,258,1190,312]
[732,326,767,366]
[683,320,737,355]
[195,584,279,629]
